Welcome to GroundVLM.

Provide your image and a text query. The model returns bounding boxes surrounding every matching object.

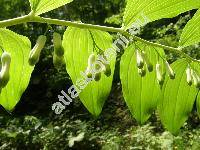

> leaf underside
[180,9,200,47]
[120,42,163,124]
[62,27,116,116]
[0,29,34,111]
[123,0,200,30]
[29,0,73,15]
[193,62,200,118]
[158,59,198,134]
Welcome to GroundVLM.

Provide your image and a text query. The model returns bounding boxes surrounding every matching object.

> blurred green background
[0,0,200,149]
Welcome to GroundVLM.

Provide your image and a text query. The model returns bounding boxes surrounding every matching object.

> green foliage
[0,0,199,136]
[158,59,199,134]
[197,92,200,117]
[0,29,34,111]
[120,42,164,124]
[62,27,116,116]
[180,9,200,47]
[1,104,200,150]
[123,0,200,30]
[29,0,73,15]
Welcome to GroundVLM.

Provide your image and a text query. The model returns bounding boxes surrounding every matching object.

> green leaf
[197,92,200,117]
[179,9,200,47]
[120,42,163,124]
[29,0,73,15]
[158,59,198,134]
[62,27,116,116]
[193,62,200,118]
[0,29,34,111]
[123,0,200,30]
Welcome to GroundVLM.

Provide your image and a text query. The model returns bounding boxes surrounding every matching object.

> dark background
[0,0,200,149]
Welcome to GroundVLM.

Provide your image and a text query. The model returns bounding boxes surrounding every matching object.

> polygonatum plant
[0,0,200,134]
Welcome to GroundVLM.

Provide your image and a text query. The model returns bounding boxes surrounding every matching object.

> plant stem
[0,15,199,63]
[0,15,31,28]
[33,16,123,33]
[123,32,198,62]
